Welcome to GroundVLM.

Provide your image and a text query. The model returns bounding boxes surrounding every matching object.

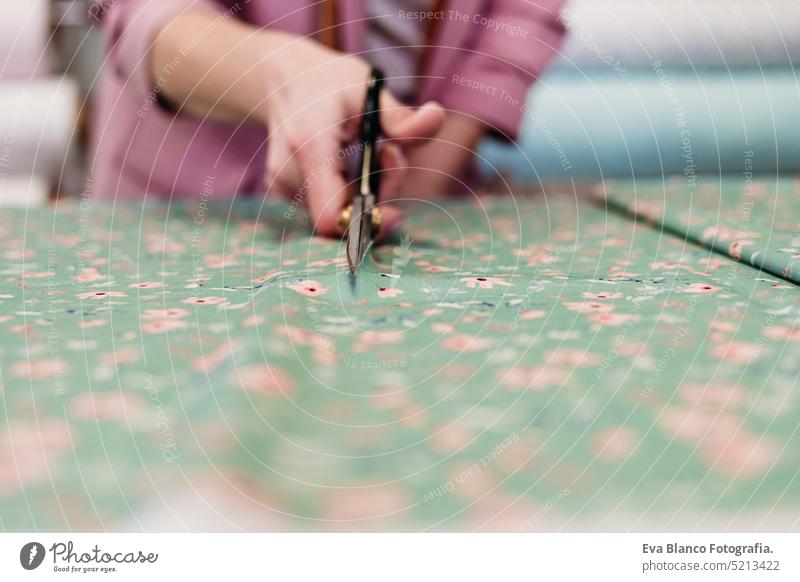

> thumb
[379,91,445,141]
[295,132,349,237]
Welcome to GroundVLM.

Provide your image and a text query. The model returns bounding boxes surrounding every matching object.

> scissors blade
[346,193,375,275]
[346,68,383,279]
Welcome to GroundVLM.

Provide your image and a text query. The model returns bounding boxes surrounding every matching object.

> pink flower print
[701,225,759,243]
[141,308,190,320]
[679,382,745,410]
[602,237,630,248]
[242,315,265,327]
[21,271,53,279]
[395,403,427,429]
[430,422,473,454]
[581,291,622,299]
[70,392,147,422]
[424,265,456,273]
[0,420,73,495]
[589,312,634,326]
[183,296,228,305]
[147,240,185,253]
[519,310,546,320]
[306,257,347,268]
[286,280,328,297]
[609,271,639,278]
[469,493,539,531]
[129,281,163,289]
[73,268,104,282]
[698,257,729,270]
[498,366,568,391]
[650,261,706,276]
[526,253,558,266]
[422,308,443,316]
[99,349,140,366]
[432,322,455,333]
[79,319,108,329]
[659,407,739,443]
[709,321,737,333]
[141,319,189,334]
[277,324,316,346]
[702,433,780,478]
[448,462,497,502]
[683,283,720,293]
[354,330,403,352]
[442,334,493,352]
[564,301,614,314]
[10,358,66,380]
[76,291,127,300]
[591,426,640,461]
[762,325,800,342]
[545,348,601,367]
[186,275,212,285]
[711,342,762,363]
[322,484,409,522]
[371,386,409,410]
[193,340,238,374]
[460,276,512,289]
[205,254,237,269]
[633,199,663,222]
[5,248,35,260]
[235,364,294,397]
[377,287,403,298]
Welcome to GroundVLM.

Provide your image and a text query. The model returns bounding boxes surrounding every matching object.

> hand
[386,112,487,201]
[258,33,445,237]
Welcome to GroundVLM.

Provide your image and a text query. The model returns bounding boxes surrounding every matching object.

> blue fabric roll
[553,0,800,72]
[479,70,800,181]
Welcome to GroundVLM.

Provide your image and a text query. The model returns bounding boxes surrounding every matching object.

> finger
[380,93,445,141]
[265,136,304,197]
[294,131,349,237]
[379,143,407,201]
[371,144,406,240]
[375,204,403,241]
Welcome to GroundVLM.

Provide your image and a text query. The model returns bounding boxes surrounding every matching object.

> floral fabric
[0,186,798,531]
[598,177,800,284]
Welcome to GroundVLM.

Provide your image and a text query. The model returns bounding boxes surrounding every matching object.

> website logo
[20,542,46,570]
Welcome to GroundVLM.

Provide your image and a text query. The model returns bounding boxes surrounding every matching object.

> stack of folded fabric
[481,0,800,181]
[0,2,78,207]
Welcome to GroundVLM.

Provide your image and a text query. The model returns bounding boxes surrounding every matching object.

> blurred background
[1,0,798,207]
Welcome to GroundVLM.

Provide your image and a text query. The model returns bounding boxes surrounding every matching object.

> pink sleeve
[99,0,228,101]
[434,0,566,140]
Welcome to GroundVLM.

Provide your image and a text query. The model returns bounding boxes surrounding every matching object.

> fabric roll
[552,0,800,71]
[0,175,49,207]
[0,79,79,182]
[479,70,800,181]
[597,177,800,285]
[0,1,52,79]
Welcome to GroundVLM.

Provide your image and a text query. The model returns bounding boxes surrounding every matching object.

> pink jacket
[91,0,565,199]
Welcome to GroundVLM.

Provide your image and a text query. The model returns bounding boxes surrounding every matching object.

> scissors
[341,68,385,278]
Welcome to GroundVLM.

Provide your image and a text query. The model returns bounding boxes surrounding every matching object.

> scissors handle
[358,68,384,198]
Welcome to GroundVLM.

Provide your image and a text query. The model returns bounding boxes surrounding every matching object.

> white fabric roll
[555,0,800,70]
[0,175,49,207]
[0,1,52,78]
[0,79,78,181]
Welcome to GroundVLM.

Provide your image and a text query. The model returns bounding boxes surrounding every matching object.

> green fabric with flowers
[1,181,798,531]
